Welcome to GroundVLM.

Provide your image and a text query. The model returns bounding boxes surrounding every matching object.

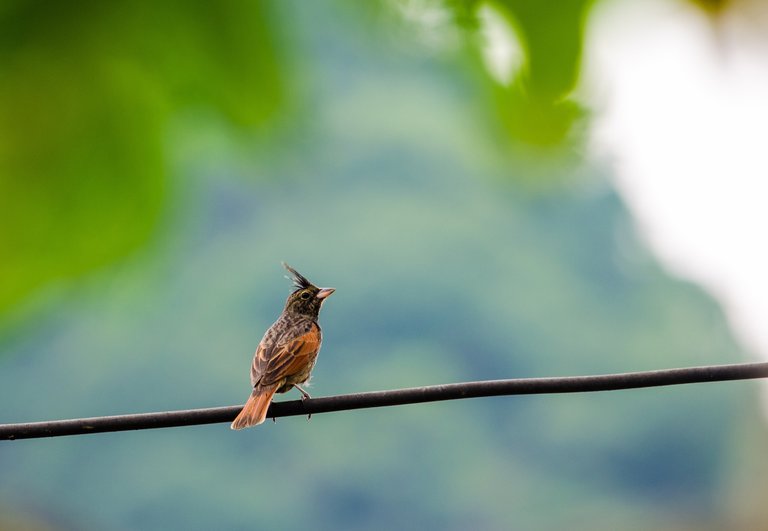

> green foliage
[446,0,592,146]
[490,0,592,145]
[0,0,737,321]
[0,0,283,318]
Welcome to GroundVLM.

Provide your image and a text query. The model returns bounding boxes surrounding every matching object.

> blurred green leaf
[0,0,283,318]
[689,0,730,14]
[449,0,593,146]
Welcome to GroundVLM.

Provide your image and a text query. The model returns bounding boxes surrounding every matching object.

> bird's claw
[295,384,311,401]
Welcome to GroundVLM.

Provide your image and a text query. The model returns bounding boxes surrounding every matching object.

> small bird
[231,263,335,429]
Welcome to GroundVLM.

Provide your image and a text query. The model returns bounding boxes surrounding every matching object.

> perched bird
[231,263,335,430]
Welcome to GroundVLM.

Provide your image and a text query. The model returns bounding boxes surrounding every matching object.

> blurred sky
[481,0,768,362]
[588,0,768,364]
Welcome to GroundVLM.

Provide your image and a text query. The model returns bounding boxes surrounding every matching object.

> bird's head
[282,262,335,318]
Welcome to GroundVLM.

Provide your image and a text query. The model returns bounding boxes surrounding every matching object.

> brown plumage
[231,263,335,430]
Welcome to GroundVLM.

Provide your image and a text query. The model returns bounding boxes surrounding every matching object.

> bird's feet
[294,384,311,401]
[294,385,312,420]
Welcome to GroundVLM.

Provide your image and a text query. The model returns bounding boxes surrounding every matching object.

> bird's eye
[300,292,311,300]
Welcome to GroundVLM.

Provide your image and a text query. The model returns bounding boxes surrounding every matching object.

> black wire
[2,361,767,440]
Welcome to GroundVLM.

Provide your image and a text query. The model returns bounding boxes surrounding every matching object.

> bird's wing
[251,322,321,388]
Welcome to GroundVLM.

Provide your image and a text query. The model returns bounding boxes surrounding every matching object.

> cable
[2,361,767,440]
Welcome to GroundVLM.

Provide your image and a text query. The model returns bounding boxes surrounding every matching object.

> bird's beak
[316,288,335,300]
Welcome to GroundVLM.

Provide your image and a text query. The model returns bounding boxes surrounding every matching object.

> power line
[2,361,767,441]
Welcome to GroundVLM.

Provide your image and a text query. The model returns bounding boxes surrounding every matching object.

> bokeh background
[2,0,768,529]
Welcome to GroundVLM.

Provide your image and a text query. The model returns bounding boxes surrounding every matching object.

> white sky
[585,0,768,361]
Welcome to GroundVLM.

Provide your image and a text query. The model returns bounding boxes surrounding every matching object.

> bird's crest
[282,262,314,291]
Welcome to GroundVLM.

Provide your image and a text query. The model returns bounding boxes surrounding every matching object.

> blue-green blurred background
[2,1,768,529]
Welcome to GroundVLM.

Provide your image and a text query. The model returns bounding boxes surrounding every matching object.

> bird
[231,263,335,430]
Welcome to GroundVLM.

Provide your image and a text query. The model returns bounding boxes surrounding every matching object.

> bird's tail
[231,387,278,430]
